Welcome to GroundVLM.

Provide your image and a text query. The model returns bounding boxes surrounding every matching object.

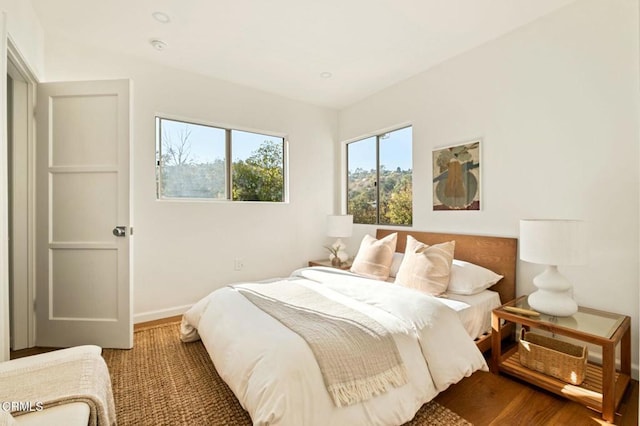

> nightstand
[491,295,631,422]
[308,258,352,270]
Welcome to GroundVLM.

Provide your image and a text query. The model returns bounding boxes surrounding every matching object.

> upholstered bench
[0,345,115,425]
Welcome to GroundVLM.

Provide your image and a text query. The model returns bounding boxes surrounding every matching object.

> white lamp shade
[519,219,586,266]
[326,215,353,238]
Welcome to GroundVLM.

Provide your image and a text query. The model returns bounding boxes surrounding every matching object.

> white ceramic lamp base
[527,265,577,317]
[528,289,577,317]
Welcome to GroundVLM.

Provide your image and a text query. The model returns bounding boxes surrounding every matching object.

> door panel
[51,249,118,319]
[51,172,117,242]
[51,95,119,166]
[36,79,131,349]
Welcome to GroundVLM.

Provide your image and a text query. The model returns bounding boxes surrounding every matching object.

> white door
[35,79,132,349]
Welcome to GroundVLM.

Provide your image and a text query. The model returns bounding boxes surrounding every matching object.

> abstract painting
[432,140,480,210]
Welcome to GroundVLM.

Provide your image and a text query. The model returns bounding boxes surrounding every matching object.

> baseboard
[134,304,193,324]
[588,352,639,381]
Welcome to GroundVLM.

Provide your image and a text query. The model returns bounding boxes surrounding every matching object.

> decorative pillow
[350,233,398,280]
[395,236,455,296]
[388,252,404,278]
[447,259,503,295]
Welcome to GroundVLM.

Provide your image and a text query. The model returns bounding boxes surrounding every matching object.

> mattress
[437,290,502,340]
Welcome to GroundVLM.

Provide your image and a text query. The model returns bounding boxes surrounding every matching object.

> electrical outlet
[234,258,244,271]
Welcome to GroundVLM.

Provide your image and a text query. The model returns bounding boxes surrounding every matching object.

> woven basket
[518,329,588,385]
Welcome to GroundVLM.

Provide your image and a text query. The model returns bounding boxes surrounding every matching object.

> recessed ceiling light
[150,39,168,51]
[320,72,333,79]
[152,11,171,24]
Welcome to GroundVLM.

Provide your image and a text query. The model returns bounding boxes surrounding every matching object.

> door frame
[7,37,37,350]
[0,11,7,362]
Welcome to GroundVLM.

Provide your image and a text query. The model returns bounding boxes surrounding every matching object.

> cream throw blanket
[0,349,116,426]
[235,281,408,407]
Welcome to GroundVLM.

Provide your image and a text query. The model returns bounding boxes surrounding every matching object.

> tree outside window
[347,127,412,225]
[156,117,285,202]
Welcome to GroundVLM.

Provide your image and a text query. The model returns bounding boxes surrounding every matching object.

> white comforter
[181,267,487,426]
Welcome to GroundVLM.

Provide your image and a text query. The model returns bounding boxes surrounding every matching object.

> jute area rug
[102,322,472,425]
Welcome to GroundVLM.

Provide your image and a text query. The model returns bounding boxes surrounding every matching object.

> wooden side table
[308,258,352,270]
[491,295,631,422]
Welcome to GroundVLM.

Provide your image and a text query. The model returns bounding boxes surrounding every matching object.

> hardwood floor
[435,370,638,425]
[133,315,182,331]
[9,346,59,359]
[10,317,639,425]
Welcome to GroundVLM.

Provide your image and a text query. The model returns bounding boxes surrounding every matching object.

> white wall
[339,0,640,374]
[42,36,338,321]
[0,0,43,77]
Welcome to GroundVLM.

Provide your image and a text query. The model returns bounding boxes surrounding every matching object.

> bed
[376,229,517,353]
[181,230,517,425]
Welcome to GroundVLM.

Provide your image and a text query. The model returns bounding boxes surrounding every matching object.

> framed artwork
[432,140,480,210]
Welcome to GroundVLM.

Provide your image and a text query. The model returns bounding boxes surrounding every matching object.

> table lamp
[326,214,353,265]
[519,219,586,317]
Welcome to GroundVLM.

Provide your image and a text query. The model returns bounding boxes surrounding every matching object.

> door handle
[112,226,127,237]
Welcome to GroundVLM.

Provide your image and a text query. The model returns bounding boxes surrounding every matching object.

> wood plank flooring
[10,317,639,425]
[434,369,638,425]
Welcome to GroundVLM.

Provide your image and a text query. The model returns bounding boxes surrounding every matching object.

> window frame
[345,125,413,225]
[155,115,288,203]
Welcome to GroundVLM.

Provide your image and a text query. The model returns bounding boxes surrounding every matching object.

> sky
[159,118,281,163]
[347,126,412,171]
[159,118,412,170]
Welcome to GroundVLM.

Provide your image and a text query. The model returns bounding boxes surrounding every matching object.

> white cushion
[350,233,397,281]
[395,236,455,296]
[447,259,503,295]
[388,252,404,278]
[14,402,90,426]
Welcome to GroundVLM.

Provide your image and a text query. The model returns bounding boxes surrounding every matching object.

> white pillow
[388,252,404,278]
[447,259,503,295]
[350,233,397,281]
[395,236,455,296]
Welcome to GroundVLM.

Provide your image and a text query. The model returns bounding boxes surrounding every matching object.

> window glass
[347,127,412,225]
[156,118,285,202]
[231,130,285,202]
[379,127,412,225]
[347,137,377,224]
[157,118,226,199]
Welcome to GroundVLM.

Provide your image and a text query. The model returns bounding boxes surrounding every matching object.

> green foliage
[232,141,284,202]
[347,168,377,224]
[158,128,284,201]
[383,177,412,225]
[348,167,412,225]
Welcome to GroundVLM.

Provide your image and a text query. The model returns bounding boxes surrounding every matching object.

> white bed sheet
[438,290,502,340]
[181,267,487,426]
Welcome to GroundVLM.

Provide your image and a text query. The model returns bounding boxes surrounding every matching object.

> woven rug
[102,322,472,425]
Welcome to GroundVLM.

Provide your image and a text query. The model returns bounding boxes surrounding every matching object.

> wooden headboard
[376,229,517,304]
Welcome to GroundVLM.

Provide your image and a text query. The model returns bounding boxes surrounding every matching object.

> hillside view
[157,122,284,202]
[348,166,412,225]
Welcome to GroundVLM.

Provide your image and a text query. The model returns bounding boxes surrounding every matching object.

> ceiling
[31,0,577,109]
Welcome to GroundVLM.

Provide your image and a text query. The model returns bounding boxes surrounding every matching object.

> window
[156,117,285,202]
[347,126,412,225]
